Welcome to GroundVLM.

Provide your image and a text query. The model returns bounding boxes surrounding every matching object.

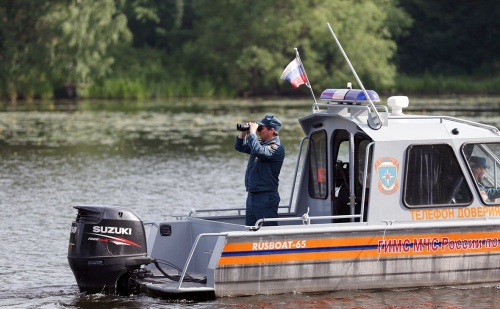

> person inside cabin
[234,115,285,227]
[469,156,500,202]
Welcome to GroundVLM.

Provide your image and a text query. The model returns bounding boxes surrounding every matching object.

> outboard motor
[68,205,151,295]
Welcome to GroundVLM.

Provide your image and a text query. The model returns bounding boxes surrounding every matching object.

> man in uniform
[469,155,500,202]
[235,114,285,226]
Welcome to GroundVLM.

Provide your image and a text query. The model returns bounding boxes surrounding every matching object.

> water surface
[2,97,500,308]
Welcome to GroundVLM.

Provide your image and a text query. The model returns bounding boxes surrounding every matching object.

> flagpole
[294,48,317,104]
[326,23,382,130]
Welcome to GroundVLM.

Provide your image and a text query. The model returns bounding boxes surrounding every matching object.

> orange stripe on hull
[218,231,500,266]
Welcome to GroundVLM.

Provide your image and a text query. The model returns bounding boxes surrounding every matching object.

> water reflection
[0,99,307,154]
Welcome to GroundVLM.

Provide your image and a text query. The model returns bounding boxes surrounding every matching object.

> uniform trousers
[245,190,280,226]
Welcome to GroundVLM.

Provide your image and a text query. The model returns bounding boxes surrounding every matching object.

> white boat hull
[145,218,500,297]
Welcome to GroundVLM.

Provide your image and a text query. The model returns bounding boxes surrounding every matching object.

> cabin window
[404,144,472,207]
[463,143,500,204]
[308,130,328,199]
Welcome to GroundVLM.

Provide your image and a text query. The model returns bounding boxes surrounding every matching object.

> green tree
[46,0,132,95]
[0,0,131,100]
[121,0,195,51]
[180,0,411,96]
[0,0,56,100]
[396,0,500,75]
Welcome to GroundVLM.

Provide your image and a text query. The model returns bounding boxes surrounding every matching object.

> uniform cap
[257,115,282,132]
[469,156,489,168]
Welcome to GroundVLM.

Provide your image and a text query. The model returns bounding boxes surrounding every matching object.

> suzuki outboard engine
[68,205,151,294]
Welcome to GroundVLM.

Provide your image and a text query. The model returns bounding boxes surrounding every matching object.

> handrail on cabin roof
[310,102,499,135]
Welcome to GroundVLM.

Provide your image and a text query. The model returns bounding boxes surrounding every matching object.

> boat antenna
[294,47,318,105]
[326,23,382,130]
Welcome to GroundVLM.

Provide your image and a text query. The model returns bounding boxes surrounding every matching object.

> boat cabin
[289,88,500,226]
[183,88,500,228]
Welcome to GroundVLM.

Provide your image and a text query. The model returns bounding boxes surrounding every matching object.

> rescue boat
[68,86,500,300]
[67,25,500,300]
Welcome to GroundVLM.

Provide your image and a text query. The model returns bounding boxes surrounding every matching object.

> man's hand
[249,122,259,135]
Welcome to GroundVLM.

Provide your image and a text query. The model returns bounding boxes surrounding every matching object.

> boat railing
[311,103,499,134]
[311,103,390,126]
[286,136,308,213]
[177,232,228,289]
[251,213,362,230]
[387,115,500,135]
[185,205,291,218]
[359,142,374,222]
[312,102,389,113]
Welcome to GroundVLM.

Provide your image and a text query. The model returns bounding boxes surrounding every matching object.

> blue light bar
[320,89,380,104]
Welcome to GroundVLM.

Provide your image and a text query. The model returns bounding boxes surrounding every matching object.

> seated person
[469,156,500,202]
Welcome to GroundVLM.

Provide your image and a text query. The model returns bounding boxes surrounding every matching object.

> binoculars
[236,123,250,131]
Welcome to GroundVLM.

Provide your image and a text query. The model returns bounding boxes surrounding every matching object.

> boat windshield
[463,143,500,204]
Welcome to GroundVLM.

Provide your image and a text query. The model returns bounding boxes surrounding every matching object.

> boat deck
[135,273,215,301]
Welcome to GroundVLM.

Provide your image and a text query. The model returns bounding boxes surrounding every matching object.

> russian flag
[280,58,308,88]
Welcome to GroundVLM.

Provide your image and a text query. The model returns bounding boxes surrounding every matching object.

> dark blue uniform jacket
[234,134,285,193]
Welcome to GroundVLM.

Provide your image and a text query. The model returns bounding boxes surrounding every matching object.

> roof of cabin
[299,103,500,143]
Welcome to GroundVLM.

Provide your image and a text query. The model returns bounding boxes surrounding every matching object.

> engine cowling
[67,205,151,294]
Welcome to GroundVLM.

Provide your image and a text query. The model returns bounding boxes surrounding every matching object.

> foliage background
[0,0,498,100]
